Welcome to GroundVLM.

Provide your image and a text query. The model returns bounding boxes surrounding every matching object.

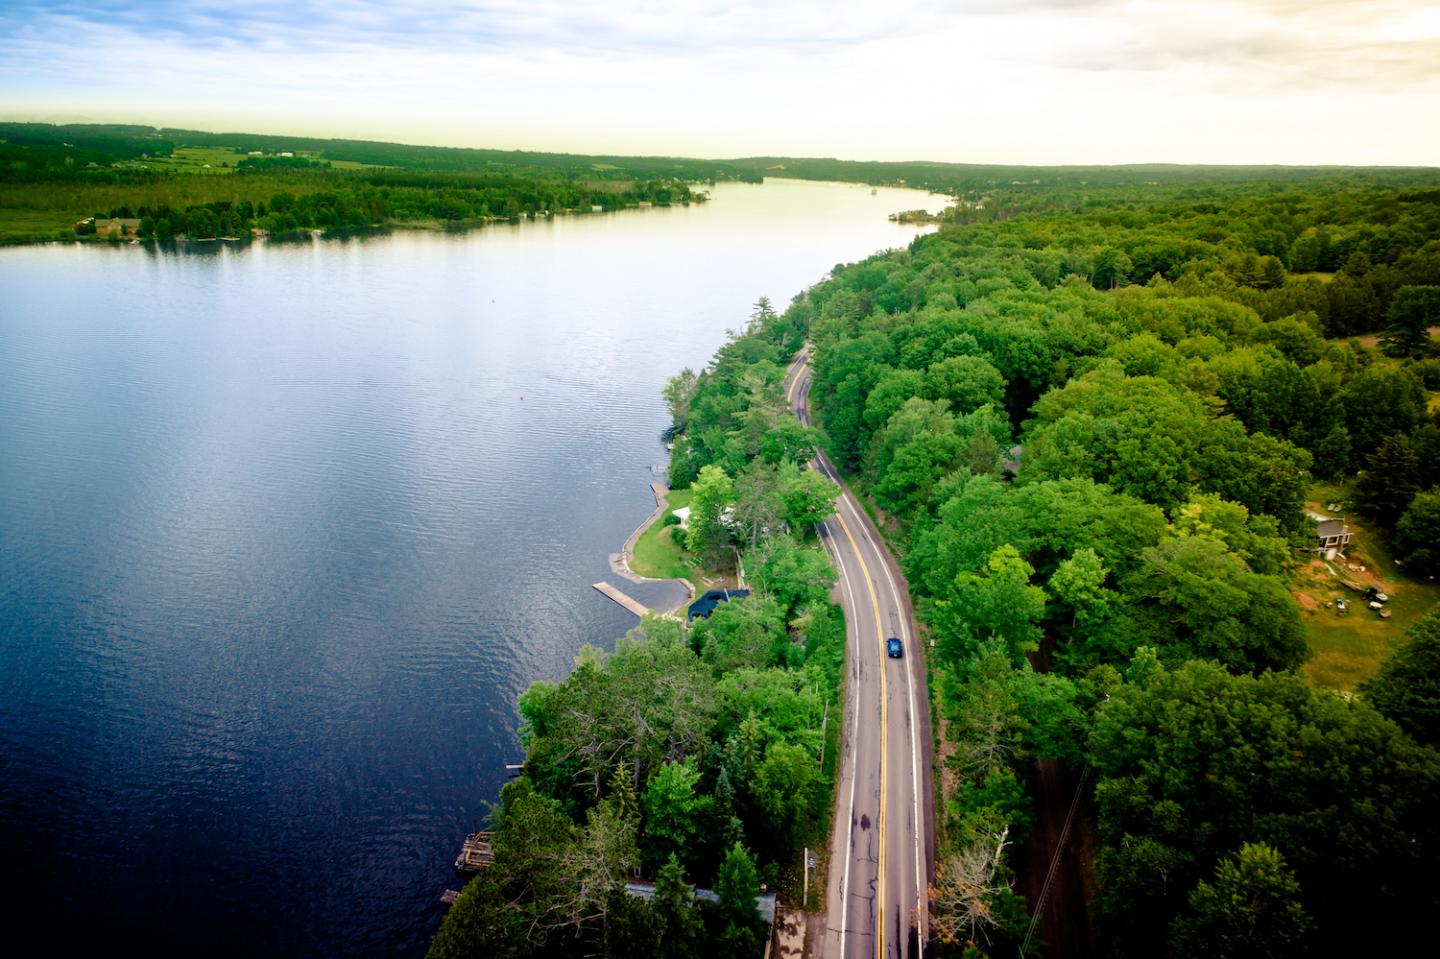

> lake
[0,178,942,956]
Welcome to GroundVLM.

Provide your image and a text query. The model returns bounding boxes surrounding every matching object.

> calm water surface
[0,179,942,956]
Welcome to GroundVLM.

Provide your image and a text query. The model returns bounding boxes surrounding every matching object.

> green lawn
[0,208,74,243]
[630,489,695,581]
[1295,483,1440,690]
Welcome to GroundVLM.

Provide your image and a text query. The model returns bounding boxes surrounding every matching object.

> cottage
[94,217,142,237]
[1306,509,1353,556]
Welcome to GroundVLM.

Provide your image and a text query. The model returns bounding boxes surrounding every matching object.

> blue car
[886,637,903,659]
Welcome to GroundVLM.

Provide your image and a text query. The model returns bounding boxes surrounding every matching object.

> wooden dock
[593,581,650,617]
[454,832,495,874]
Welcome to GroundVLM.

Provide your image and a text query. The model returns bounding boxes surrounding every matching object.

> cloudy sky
[2,0,1437,164]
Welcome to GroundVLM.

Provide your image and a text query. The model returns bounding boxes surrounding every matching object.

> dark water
[0,179,941,956]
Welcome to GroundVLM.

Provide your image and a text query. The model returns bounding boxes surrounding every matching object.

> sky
[1,0,1438,165]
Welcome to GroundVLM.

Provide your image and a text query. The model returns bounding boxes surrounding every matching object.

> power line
[1020,765,1090,957]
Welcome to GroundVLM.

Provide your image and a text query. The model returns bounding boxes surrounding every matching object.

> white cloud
[0,0,1436,164]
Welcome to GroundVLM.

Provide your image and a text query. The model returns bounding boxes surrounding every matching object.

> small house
[94,217,142,237]
[1306,509,1353,556]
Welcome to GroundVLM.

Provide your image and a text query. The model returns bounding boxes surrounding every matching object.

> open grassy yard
[1293,484,1440,689]
[629,489,694,581]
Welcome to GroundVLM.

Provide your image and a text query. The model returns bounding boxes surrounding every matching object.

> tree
[650,856,703,958]
[930,835,1011,949]
[924,354,1006,415]
[1169,843,1312,959]
[933,545,1046,664]
[1380,285,1440,358]
[731,460,784,547]
[549,798,638,935]
[779,462,836,529]
[642,758,711,873]
[1093,248,1134,289]
[1394,489,1440,576]
[663,368,699,429]
[1049,547,1112,633]
[1342,366,1426,457]
[714,841,763,932]
[686,464,735,559]
[695,593,789,672]
[1100,537,1307,674]
[752,740,819,851]
[1363,608,1440,746]
[1088,658,1438,957]
[747,536,837,619]
[1353,435,1421,526]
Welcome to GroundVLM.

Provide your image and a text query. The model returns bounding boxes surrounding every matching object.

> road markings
[876,547,926,957]
[833,508,887,959]
[824,521,861,957]
[791,350,920,958]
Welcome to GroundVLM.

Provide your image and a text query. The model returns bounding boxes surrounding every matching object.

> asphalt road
[783,348,934,959]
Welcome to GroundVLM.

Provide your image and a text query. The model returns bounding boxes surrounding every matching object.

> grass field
[1293,484,1440,690]
[0,208,74,243]
[146,146,248,173]
[630,489,695,581]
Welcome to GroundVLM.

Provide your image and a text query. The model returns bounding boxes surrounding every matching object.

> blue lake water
[0,179,941,956]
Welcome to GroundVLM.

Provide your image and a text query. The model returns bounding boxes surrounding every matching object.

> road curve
[783,347,934,959]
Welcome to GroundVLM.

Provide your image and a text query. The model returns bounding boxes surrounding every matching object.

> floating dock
[593,581,650,617]
[454,832,495,874]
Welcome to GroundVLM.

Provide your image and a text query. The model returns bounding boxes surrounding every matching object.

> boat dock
[592,581,650,617]
[453,832,495,874]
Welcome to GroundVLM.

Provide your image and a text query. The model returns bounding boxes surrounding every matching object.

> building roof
[687,588,750,620]
[625,880,777,925]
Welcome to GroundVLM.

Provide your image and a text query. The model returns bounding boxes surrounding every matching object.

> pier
[453,832,495,874]
[592,581,651,617]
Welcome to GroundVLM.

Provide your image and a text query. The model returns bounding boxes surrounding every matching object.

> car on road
[886,637,903,658]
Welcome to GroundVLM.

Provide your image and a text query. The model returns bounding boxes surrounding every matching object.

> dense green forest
[769,179,1438,956]
[656,176,1440,957]
[0,122,708,243]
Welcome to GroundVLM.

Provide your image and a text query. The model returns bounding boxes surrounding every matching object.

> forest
[779,178,1440,956]
[8,121,1440,247]
[431,172,1440,957]
[0,122,707,243]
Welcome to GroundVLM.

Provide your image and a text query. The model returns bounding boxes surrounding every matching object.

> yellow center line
[834,507,888,959]
[790,349,889,958]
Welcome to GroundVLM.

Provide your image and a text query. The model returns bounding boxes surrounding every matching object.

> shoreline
[607,481,695,615]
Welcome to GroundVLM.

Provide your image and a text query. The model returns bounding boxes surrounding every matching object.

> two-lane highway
[783,347,933,959]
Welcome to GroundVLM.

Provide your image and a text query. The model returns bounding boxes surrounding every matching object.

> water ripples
[0,179,942,956]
